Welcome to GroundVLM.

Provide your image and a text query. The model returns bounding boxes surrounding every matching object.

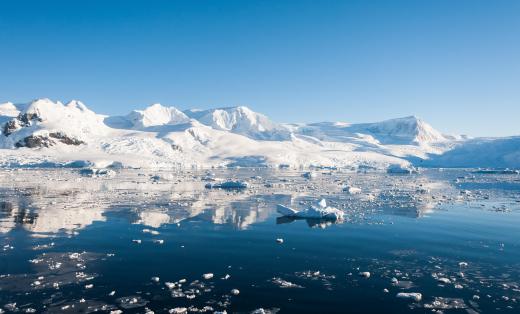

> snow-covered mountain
[0,99,109,149]
[184,106,292,141]
[294,116,450,145]
[125,104,190,129]
[0,98,517,170]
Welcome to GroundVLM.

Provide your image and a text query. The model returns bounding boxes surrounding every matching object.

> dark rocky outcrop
[3,112,43,136]
[15,133,85,148]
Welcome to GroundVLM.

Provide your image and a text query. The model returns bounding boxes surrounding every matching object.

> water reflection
[1,168,510,238]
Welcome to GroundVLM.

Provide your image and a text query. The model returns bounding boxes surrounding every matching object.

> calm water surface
[0,169,519,313]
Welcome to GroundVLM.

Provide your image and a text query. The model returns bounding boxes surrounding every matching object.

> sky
[0,0,519,137]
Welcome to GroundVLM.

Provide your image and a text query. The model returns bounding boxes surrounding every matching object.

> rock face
[1,99,107,149]
[14,133,85,148]
[3,112,43,136]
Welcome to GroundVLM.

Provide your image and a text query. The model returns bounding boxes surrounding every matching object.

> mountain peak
[184,106,291,140]
[125,103,190,128]
[356,115,446,144]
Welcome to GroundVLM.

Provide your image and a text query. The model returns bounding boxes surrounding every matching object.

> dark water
[0,169,519,313]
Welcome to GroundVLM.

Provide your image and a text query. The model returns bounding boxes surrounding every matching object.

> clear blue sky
[1,0,519,136]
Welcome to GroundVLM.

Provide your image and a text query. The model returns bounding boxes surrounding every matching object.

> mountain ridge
[0,98,517,170]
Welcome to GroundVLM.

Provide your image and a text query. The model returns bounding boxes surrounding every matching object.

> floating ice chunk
[109,291,116,296]
[276,199,344,220]
[437,277,451,284]
[458,261,468,267]
[132,239,142,244]
[359,272,370,278]
[85,284,94,289]
[151,174,174,182]
[202,273,214,280]
[276,205,298,216]
[151,276,160,283]
[153,239,164,244]
[396,292,422,302]
[343,186,362,194]
[80,168,116,177]
[165,282,176,289]
[231,289,240,295]
[276,238,284,244]
[271,277,303,288]
[142,229,160,235]
[205,180,249,189]
[110,310,123,314]
[169,307,187,314]
[387,164,418,174]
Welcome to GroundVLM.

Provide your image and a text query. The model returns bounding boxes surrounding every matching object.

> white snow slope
[0,98,518,170]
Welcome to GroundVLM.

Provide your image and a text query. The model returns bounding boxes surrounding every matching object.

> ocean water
[0,169,519,313]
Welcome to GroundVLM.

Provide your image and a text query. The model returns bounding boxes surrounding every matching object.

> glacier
[0,98,518,170]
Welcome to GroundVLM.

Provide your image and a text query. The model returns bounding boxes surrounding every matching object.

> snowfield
[0,98,518,170]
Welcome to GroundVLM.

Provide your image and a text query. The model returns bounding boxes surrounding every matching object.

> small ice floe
[109,291,116,296]
[343,186,362,194]
[153,239,164,244]
[271,277,304,288]
[205,180,249,189]
[132,239,142,244]
[230,289,240,295]
[150,173,174,182]
[142,229,160,235]
[302,172,317,179]
[276,199,344,220]
[250,309,280,314]
[85,284,94,289]
[276,238,284,244]
[387,164,418,174]
[396,292,422,302]
[458,261,468,267]
[79,168,116,177]
[151,276,160,283]
[117,296,149,309]
[169,307,187,314]
[202,273,214,280]
[359,272,371,278]
[437,277,451,284]
[424,297,467,310]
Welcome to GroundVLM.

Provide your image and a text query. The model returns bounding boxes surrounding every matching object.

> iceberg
[276,199,344,220]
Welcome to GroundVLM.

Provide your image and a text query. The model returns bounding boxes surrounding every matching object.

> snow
[0,98,518,170]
